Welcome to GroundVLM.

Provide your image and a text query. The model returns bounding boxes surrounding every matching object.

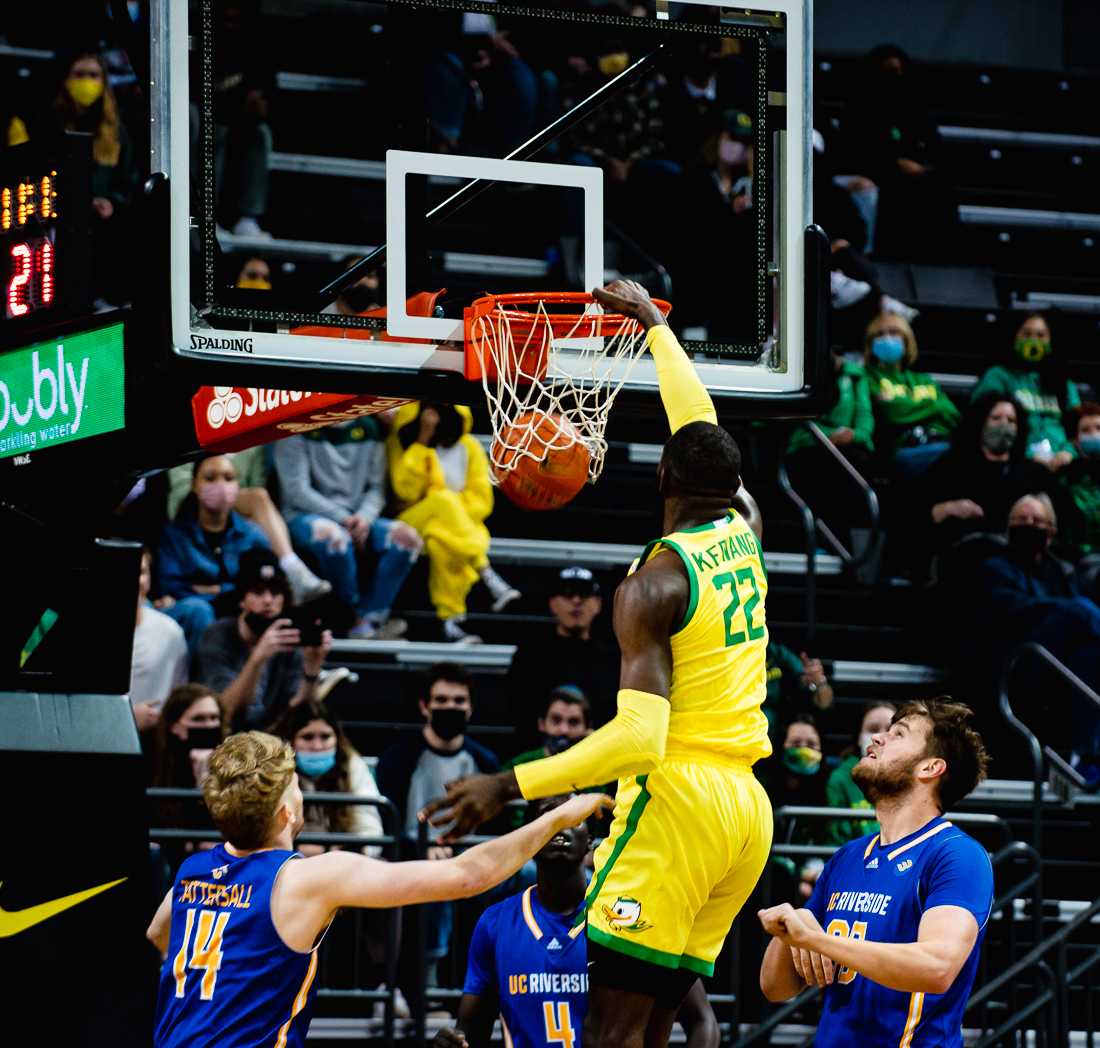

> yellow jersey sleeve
[647,325,718,433]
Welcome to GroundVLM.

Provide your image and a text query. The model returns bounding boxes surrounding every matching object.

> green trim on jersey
[585,927,717,976]
[582,775,652,918]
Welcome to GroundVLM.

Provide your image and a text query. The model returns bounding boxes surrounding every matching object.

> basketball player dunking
[421,280,775,1048]
[149,731,609,1048]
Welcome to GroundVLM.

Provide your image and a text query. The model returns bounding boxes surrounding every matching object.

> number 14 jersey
[155,845,319,1048]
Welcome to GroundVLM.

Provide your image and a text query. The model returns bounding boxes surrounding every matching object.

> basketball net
[465,293,669,486]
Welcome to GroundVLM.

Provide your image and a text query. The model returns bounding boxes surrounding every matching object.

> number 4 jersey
[154,845,321,1048]
[806,817,994,1048]
[464,886,588,1048]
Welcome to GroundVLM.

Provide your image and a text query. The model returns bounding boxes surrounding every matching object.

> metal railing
[999,642,1100,855]
[776,421,881,641]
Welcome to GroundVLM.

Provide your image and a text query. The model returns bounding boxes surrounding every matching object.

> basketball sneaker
[480,565,521,612]
[442,616,482,645]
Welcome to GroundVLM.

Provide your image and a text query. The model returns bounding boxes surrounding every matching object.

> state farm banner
[192,386,410,453]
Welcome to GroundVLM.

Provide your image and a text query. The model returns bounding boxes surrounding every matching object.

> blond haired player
[149,731,610,1048]
[422,280,773,1048]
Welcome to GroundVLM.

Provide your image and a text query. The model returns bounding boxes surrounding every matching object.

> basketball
[491,410,591,511]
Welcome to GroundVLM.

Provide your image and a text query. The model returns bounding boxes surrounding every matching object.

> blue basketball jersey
[464,886,588,1048]
[806,817,993,1048]
[154,845,320,1048]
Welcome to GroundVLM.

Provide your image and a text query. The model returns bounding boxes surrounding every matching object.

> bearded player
[759,700,993,1048]
[148,731,610,1048]
[421,280,774,1048]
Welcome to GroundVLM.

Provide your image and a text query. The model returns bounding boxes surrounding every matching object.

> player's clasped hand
[758,903,836,987]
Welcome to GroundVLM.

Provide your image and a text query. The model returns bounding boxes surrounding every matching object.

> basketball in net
[465,291,671,512]
[490,410,591,511]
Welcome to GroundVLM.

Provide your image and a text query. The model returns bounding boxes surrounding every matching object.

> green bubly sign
[0,322,125,460]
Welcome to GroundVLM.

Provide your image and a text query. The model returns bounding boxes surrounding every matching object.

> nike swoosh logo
[0,878,127,938]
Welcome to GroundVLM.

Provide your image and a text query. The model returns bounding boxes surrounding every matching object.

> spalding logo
[190,334,254,354]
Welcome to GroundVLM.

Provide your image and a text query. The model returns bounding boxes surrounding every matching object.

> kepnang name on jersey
[177,877,254,910]
[688,531,761,573]
[825,891,892,916]
[507,972,589,996]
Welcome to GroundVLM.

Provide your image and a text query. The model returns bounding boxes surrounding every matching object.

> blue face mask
[1080,435,1100,458]
[296,748,337,779]
[871,334,905,365]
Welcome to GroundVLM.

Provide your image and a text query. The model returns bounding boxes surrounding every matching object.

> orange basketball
[491,410,591,511]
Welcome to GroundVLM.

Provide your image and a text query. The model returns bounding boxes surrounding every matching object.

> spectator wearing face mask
[1058,404,1100,561]
[388,402,520,644]
[760,715,831,903]
[922,394,1051,556]
[976,494,1100,770]
[193,551,333,729]
[504,686,594,770]
[157,455,273,652]
[863,311,959,476]
[375,663,499,981]
[235,255,272,290]
[825,701,895,846]
[972,313,1080,472]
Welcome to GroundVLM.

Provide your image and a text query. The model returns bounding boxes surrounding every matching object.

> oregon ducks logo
[602,896,652,933]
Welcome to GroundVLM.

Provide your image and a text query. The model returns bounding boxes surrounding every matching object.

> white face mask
[858,732,874,756]
[719,139,748,167]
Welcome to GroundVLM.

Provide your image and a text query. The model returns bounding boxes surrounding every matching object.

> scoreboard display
[0,134,93,334]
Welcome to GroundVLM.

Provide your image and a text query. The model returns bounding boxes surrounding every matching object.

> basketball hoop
[464,292,671,489]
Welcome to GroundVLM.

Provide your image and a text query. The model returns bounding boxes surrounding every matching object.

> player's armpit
[614,555,682,696]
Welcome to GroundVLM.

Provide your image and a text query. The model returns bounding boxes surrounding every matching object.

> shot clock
[1,133,92,331]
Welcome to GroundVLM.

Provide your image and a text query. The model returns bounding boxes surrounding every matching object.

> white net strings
[470,299,649,486]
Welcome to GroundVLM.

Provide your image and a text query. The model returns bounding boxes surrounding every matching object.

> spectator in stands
[211,1,274,236]
[275,418,420,639]
[130,548,189,733]
[235,255,272,290]
[763,643,835,741]
[165,451,332,608]
[504,686,592,770]
[44,51,139,304]
[270,700,385,858]
[677,108,757,339]
[148,684,226,872]
[923,393,1051,557]
[825,701,895,846]
[194,551,333,729]
[1059,404,1100,561]
[388,402,520,644]
[158,454,272,651]
[863,311,959,476]
[760,714,831,902]
[839,44,948,260]
[375,663,500,982]
[506,566,619,730]
[976,493,1100,769]
[972,313,1080,472]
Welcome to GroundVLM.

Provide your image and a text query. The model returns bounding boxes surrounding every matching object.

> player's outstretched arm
[760,904,979,996]
[420,562,681,840]
[592,280,717,433]
[306,792,612,910]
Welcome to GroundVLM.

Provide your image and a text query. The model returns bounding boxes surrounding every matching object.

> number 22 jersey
[154,845,321,1048]
[806,817,993,1048]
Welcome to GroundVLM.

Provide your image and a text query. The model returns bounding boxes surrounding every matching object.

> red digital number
[6,237,58,319]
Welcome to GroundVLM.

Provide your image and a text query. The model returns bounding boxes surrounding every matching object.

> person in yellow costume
[388,402,521,644]
[422,280,774,1048]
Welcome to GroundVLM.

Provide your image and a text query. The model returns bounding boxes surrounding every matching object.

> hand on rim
[592,281,667,331]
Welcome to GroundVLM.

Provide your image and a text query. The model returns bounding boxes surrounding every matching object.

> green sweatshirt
[971,366,1080,460]
[824,755,879,845]
[788,360,875,454]
[865,364,961,450]
[1057,460,1100,558]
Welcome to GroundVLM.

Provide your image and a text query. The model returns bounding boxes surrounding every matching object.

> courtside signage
[0,322,124,460]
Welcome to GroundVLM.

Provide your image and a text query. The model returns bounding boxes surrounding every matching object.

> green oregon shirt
[971,366,1080,459]
[789,360,875,455]
[1058,462,1100,558]
[865,364,961,450]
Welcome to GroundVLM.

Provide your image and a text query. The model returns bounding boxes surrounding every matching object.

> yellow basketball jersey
[635,510,772,765]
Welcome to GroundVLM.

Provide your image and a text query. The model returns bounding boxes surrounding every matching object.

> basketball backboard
[156,0,823,413]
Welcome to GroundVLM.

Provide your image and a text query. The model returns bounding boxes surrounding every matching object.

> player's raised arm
[592,280,717,433]
[302,792,611,910]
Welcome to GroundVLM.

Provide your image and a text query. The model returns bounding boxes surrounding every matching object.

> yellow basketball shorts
[584,758,773,976]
